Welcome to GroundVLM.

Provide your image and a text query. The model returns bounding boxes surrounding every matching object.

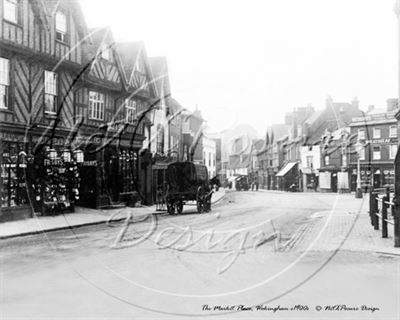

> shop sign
[44,159,63,166]
[366,138,396,145]
[0,132,24,142]
[82,160,97,166]
[31,136,65,147]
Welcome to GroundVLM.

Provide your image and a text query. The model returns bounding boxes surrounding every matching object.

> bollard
[381,195,388,238]
[369,190,375,226]
[373,196,379,230]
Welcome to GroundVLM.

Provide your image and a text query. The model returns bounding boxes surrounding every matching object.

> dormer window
[55,11,67,43]
[3,0,19,24]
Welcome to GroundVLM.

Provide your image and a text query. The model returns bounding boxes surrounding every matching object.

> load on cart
[165,161,212,214]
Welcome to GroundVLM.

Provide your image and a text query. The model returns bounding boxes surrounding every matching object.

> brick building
[349,100,398,191]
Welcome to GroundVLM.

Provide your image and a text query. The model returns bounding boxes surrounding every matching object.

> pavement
[278,191,400,255]
[0,188,226,240]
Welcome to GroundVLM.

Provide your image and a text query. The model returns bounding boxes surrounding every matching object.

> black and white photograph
[0,0,399,319]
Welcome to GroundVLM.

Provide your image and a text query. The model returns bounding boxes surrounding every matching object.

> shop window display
[119,150,137,193]
[0,143,30,208]
[33,147,80,215]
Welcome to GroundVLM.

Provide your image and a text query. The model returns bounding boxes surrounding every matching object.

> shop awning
[276,162,297,177]
[228,176,237,182]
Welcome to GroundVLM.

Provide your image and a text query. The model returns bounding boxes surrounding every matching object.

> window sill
[55,39,70,46]
[0,108,13,114]
[88,118,105,122]
[3,19,22,28]
[44,112,58,119]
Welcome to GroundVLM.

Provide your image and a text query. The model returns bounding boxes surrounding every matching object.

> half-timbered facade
[115,41,158,205]
[0,0,88,221]
[72,29,155,208]
[0,1,159,221]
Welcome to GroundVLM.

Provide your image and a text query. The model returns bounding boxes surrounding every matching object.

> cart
[165,161,212,214]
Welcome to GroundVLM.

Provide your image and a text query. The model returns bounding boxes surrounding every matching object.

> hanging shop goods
[36,147,80,216]
[76,146,139,209]
[0,142,33,221]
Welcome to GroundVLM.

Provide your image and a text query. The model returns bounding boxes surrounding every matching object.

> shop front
[0,133,32,222]
[75,135,141,209]
[319,167,350,193]
[302,167,318,192]
[0,131,82,222]
[30,135,81,216]
[276,162,298,191]
[350,164,394,192]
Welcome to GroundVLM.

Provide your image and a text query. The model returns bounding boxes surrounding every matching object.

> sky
[80,0,399,137]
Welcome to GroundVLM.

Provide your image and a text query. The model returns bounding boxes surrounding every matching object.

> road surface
[1,190,399,319]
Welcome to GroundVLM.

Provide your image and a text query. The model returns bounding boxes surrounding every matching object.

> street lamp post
[355,140,363,199]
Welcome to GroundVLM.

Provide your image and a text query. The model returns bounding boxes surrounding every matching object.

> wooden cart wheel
[176,200,183,214]
[196,187,205,213]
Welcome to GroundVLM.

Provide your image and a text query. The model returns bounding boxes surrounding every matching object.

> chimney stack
[352,97,359,109]
[386,98,398,111]
[367,105,374,113]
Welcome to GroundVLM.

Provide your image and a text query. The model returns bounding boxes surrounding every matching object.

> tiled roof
[305,119,340,145]
[304,109,324,126]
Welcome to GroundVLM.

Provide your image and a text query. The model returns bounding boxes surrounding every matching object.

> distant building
[182,108,204,163]
[318,127,351,193]
[350,100,398,191]
[208,124,258,187]
[203,135,216,178]
[213,138,223,180]
[256,124,289,190]
[226,134,253,179]
[285,97,361,192]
